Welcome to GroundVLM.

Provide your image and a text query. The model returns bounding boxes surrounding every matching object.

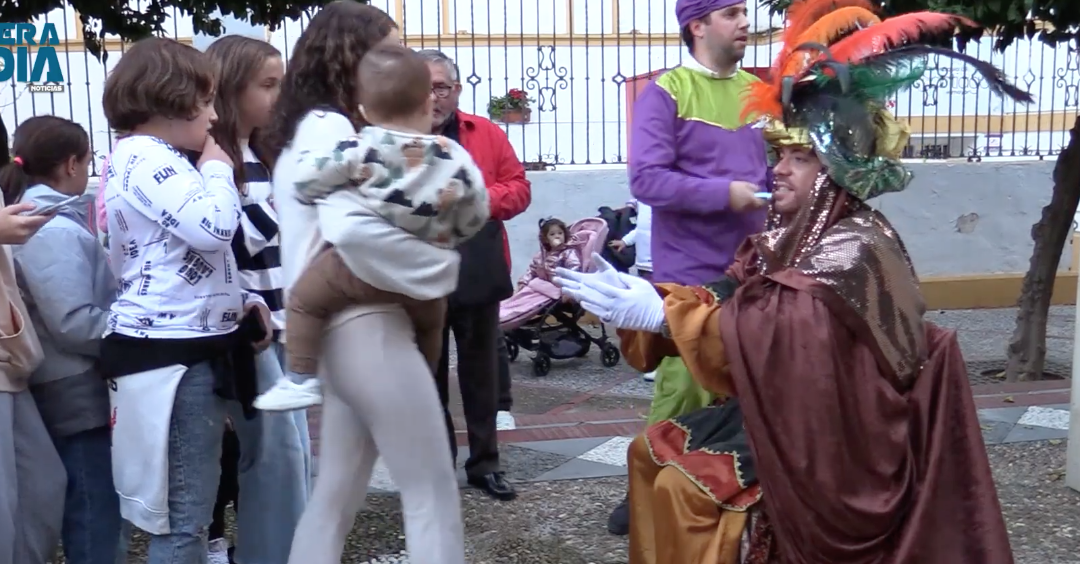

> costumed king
[557,0,1030,561]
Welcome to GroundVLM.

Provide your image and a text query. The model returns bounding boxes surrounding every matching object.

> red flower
[509,89,526,99]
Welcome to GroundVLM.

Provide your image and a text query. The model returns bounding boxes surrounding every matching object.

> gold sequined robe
[621,190,1013,564]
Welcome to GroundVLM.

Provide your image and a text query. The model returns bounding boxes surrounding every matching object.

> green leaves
[761,0,1078,50]
[3,0,353,60]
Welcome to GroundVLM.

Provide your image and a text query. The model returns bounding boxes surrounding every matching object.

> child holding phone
[1,115,123,564]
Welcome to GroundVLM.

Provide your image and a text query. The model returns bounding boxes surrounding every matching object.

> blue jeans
[53,426,122,564]
[148,361,226,564]
[226,343,312,564]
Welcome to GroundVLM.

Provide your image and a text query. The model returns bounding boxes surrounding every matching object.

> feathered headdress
[743,0,1034,200]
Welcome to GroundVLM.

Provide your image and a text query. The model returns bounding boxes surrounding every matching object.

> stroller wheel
[532,353,552,377]
[600,343,621,368]
[506,339,519,362]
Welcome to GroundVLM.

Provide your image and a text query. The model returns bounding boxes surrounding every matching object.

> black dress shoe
[607,494,630,536]
[467,472,517,501]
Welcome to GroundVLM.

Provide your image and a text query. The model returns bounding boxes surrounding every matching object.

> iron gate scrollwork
[524,45,568,113]
[1055,45,1079,108]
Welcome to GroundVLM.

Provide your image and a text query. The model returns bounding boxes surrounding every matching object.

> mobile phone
[22,194,82,216]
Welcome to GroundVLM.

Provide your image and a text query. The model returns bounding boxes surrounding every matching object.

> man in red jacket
[419,50,532,501]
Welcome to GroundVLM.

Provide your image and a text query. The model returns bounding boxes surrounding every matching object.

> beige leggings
[286,308,464,564]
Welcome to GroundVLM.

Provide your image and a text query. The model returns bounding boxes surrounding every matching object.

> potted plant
[488,88,533,124]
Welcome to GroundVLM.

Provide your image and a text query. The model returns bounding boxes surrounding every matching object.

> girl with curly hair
[265,3,466,563]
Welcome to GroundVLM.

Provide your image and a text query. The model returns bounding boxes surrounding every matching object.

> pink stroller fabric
[499,217,609,330]
[92,140,121,249]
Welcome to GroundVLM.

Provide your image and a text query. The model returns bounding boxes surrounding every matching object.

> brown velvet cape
[719,259,1014,563]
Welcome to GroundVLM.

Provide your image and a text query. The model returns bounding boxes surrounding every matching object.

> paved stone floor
[364,402,1072,493]
[115,308,1079,562]
[340,308,1080,563]
[121,442,1080,563]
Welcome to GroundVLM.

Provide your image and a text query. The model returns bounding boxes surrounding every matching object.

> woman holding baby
[263,3,476,563]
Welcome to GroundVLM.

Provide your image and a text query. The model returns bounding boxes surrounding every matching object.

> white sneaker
[496,410,516,430]
[207,538,231,564]
[253,378,323,411]
[643,371,656,382]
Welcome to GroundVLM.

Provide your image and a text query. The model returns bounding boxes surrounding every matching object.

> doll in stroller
[499,216,621,376]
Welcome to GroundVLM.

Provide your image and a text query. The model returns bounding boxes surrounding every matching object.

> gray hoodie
[13,184,115,437]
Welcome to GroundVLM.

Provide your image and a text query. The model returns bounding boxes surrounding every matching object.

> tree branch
[1,0,352,60]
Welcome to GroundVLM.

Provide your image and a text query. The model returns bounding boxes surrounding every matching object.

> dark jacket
[598,205,638,272]
[442,111,531,306]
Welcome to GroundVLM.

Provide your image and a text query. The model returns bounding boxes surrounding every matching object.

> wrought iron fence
[4,0,1078,175]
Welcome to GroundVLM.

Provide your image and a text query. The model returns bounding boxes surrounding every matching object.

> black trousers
[436,301,501,478]
[210,426,240,541]
[496,329,512,412]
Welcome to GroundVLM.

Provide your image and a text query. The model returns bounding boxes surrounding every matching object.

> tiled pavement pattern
[336,307,1077,563]
[363,405,1071,493]
[981,404,1071,444]
[354,403,1075,563]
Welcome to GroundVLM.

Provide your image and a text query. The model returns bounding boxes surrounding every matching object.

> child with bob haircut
[203,34,311,564]
[98,36,272,564]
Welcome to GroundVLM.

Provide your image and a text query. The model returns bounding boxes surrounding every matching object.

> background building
[4,0,1077,174]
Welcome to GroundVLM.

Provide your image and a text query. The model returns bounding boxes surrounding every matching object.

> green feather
[848,57,928,100]
[811,54,927,102]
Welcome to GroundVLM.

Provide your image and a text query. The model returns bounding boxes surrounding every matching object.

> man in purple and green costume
[606,0,769,536]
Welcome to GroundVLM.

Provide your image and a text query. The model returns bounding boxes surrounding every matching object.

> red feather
[828,12,977,64]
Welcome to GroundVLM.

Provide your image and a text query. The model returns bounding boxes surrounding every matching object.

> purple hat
[675,0,745,28]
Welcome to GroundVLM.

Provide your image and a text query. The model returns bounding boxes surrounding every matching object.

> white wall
[505,160,1064,281]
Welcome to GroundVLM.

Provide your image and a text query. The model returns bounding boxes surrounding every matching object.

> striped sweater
[233,145,285,337]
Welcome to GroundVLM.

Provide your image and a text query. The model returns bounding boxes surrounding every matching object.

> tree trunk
[1005,114,1080,381]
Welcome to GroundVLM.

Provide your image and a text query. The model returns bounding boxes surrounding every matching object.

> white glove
[553,253,627,304]
[554,253,666,332]
[554,252,628,290]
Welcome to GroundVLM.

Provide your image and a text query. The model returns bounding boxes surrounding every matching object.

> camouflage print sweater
[291,125,491,248]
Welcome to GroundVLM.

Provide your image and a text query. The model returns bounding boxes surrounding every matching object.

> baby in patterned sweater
[255,44,489,411]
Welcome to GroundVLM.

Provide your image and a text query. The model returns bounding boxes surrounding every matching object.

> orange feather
[828,12,977,64]
[794,7,882,46]
[777,0,876,67]
[777,7,883,77]
[757,0,881,112]
[740,80,784,122]
[785,0,877,37]
[740,7,978,123]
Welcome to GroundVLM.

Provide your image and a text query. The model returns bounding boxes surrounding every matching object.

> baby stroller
[499,217,621,377]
